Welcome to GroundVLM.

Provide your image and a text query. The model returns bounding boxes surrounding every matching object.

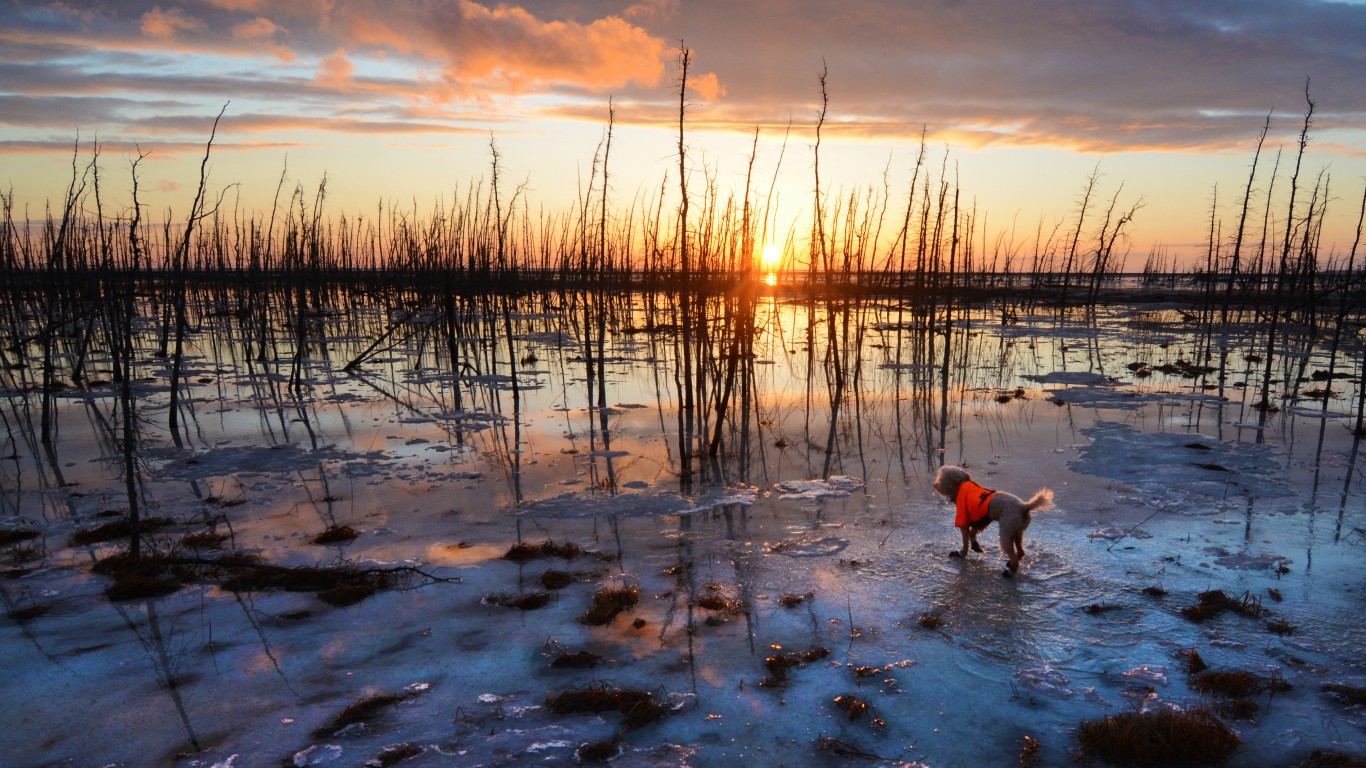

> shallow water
[1,292,1363,767]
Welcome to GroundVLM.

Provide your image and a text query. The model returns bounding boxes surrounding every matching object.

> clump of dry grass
[222,562,392,607]
[540,569,575,590]
[761,646,831,686]
[777,593,807,608]
[311,525,360,545]
[1268,617,1296,636]
[832,694,876,722]
[372,743,422,766]
[0,529,40,545]
[1077,707,1239,767]
[692,586,743,615]
[815,736,882,759]
[7,604,50,622]
[504,539,612,562]
[69,517,173,547]
[576,737,620,761]
[550,650,602,669]
[1019,734,1041,767]
[314,693,406,737]
[1179,647,1210,675]
[546,683,666,729]
[484,591,553,611]
[1295,749,1366,768]
[850,665,882,684]
[105,574,183,601]
[580,585,638,625]
[994,387,1027,403]
[1195,669,1291,699]
[1321,684,1366,706]
[178,530,228,550]
[1195,671,1266,699]
[1181,590,1263,622]
[1217,697,1261,720]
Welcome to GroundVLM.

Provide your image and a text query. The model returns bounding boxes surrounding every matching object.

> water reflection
[2,279,1364,766]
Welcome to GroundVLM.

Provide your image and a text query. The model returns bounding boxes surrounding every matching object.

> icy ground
[2,306,1364,767]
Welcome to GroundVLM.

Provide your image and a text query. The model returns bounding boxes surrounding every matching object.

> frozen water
[1,300,1363,767]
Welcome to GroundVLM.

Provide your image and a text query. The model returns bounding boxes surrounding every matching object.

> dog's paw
[970,541,984,554]
[948,551,964,559]
[1001,569,1014,578]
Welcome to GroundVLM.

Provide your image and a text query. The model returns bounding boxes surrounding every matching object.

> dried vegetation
[1077,707,1239,767]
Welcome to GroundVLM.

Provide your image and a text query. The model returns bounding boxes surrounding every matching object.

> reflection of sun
[760,244,782,270]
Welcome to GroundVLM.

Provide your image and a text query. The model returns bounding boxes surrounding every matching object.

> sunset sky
[3,0,1366,268]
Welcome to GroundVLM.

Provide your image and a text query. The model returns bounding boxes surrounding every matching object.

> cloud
[206,0,270,10]
[140,7,204,39]
[623,0,679,24]
[691,72,724,102]
[315,49,354,88]
[0,139,300,156]
[121,110,488,136]
[322,0,671,94]
[2,0,1364,156]
[232,17,279,40]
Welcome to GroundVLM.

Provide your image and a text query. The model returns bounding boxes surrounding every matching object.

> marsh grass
[311,525,361,545]
[6,603,50,622]
[69,517,174,547]
[0,530,39,545]
[371,743,422,766]
[314,693,407,738]
[1181,590,1265,622]
[549,650,603,669]
[504,540,598,562]
[761,646,831,686]
[1077,708,1239,767]
[1295,751,1366,768]
[484,590,554,611]
[90,547,439,606]
[539,569,576,590]
[580,586,639,625]
[576,737,621,762]
[546,684,667,730]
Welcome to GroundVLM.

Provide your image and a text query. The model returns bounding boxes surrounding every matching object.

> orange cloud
[455,1,667,91]
[206,0,270,10]
[333,1,668,95]
[316,49,355,88]
[232,17,280,40]
[691,72,725,102]
[141,7,204,39]
[624,0,678,24]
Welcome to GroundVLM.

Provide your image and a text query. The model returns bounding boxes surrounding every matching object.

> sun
[760,243,782,270]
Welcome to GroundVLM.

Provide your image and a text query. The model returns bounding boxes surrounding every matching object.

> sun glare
[760,244,782,270]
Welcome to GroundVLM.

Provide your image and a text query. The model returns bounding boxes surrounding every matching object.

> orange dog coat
[955,480,997,528]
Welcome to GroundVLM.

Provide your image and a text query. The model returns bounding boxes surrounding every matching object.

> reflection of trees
[114,599,203,753]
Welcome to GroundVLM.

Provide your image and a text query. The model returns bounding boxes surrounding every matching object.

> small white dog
[933,465,1054,577]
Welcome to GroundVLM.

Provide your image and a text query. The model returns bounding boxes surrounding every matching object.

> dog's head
[933,465,971,502]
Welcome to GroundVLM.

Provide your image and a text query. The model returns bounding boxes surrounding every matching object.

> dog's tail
[1026,488,1055,512]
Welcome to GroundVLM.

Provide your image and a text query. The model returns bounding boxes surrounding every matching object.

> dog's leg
[969,531,984,554]
[949,527,971,559]
[1014,531,1027,562]
[1000,536,1018,577]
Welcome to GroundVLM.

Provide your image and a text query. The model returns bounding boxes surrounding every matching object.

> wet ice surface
[2,304,1365,767]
